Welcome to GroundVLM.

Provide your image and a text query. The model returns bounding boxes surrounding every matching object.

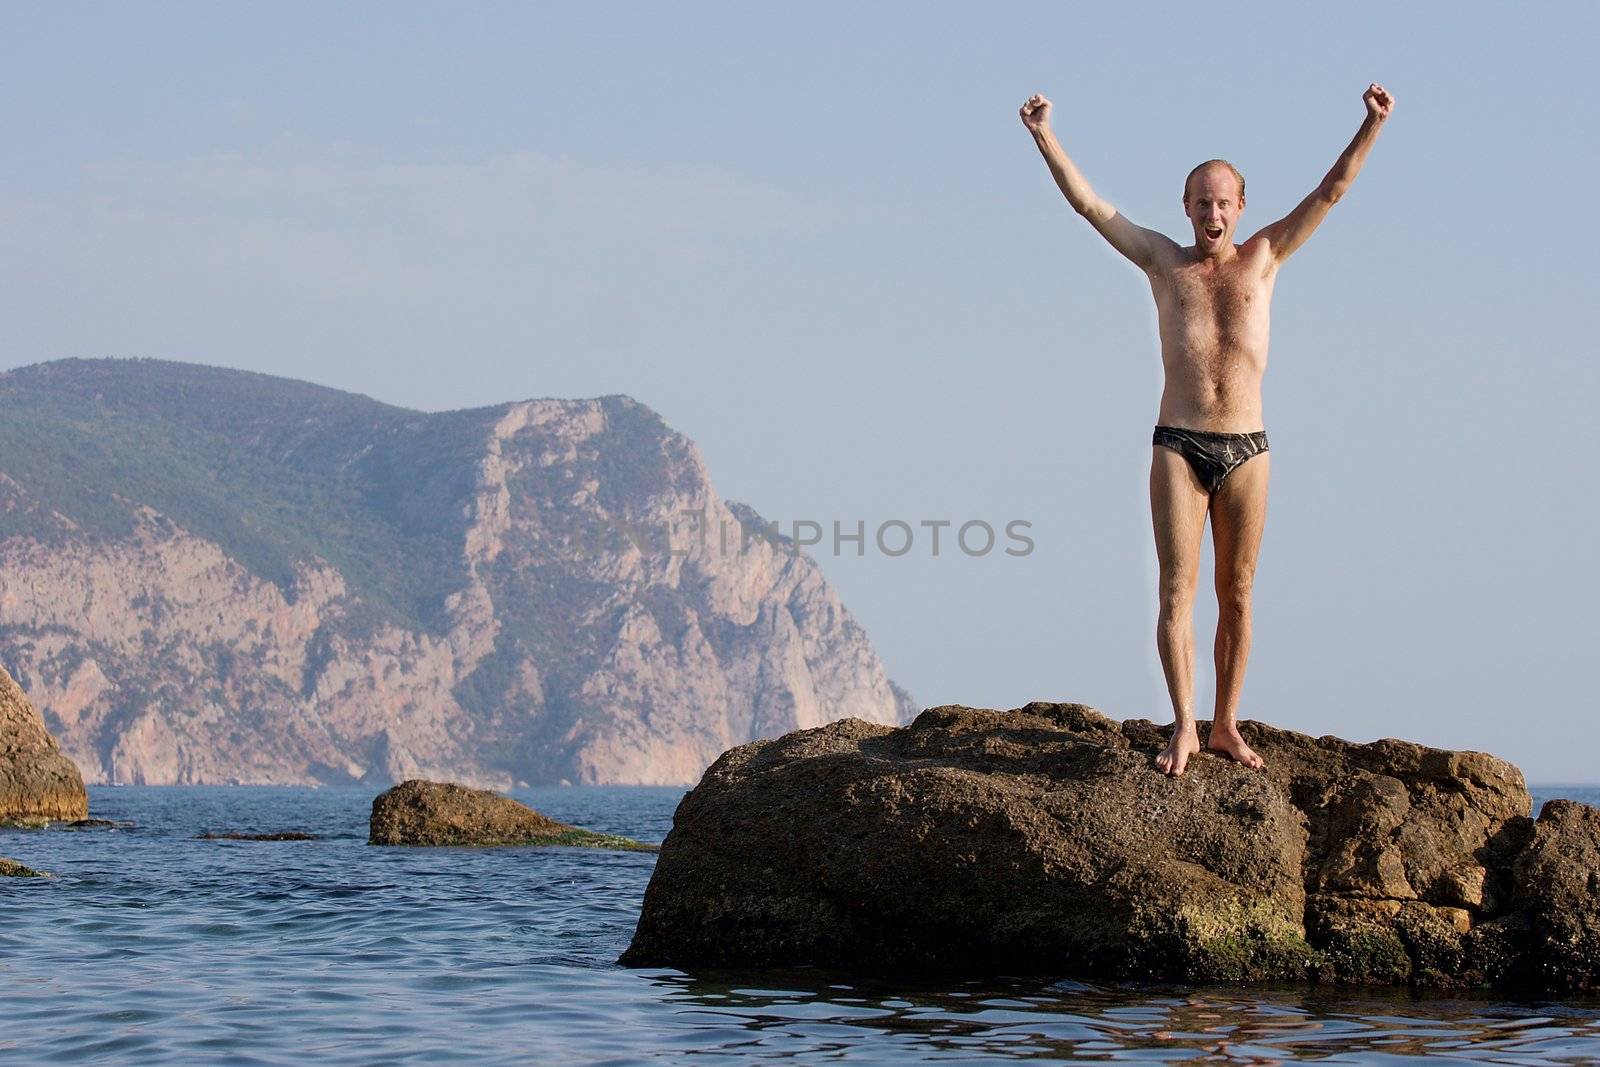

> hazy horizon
[4,3,1596,780]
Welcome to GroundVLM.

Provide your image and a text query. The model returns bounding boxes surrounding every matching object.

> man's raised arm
[1021,94,1169,272]
[1251,83,1396,263]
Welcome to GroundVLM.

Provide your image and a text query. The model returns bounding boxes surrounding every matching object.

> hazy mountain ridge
[0,359,914,786]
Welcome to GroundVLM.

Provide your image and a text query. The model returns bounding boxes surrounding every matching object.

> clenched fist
[1020,93,1051,132]
[1364,83,1395,122]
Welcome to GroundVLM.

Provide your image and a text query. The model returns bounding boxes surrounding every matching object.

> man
[1020,84,1394,777]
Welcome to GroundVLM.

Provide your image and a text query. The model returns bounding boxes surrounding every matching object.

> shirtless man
[1020,84,1394,777]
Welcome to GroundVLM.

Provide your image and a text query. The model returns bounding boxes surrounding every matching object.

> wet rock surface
[1,856,48,877]
[0,664,88,824]
[369,779,657,851]
[1487,800,1600,990]
[622,702,1599,990]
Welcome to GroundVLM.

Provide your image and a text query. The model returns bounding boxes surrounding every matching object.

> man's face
[1184,165,1244,253]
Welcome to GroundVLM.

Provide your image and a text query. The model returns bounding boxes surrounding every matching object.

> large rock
[1,663,88,823]
[622,702,1600,990]
[369,779,656,851]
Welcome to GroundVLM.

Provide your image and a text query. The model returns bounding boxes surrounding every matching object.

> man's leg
[1151,446,1211,777]
[1208,451,1270,769]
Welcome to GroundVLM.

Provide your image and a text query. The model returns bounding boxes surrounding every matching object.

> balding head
[1183,159,1247,257]
[1183,159,1246,205]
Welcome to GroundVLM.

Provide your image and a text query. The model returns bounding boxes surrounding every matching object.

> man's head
[1182,159,1246,255]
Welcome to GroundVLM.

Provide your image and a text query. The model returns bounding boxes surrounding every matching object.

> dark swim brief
[1152,425,1269,494]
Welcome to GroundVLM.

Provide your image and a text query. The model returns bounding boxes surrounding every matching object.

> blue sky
[3,3,1597,779]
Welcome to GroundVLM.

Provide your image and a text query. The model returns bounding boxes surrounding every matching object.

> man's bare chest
[1159,259,1274,329]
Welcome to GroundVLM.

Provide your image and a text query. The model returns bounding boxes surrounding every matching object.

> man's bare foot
[1156,722,1200,777]
[1206,722,1266,770]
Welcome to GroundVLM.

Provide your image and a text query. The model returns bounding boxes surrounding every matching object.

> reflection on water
[645,971,1600,1063]
[2,785,1597,1064]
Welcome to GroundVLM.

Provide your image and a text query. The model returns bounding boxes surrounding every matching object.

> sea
[3,785,1599,1065]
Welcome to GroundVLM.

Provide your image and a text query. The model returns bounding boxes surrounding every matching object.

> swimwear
[1152,425,1269,495]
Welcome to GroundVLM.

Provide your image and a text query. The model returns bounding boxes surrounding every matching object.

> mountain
[0,359,914,786]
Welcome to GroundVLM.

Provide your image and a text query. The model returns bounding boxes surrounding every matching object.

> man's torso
[1146,238,1277,432]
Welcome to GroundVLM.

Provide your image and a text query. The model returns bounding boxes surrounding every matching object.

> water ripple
[3,785,1599,1064]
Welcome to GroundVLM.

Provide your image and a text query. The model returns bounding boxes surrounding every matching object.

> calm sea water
[3,785,1599,1065]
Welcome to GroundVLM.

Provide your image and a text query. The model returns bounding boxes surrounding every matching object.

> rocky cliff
[0,358,913,786]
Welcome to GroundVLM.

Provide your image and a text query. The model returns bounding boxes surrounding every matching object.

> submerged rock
[368,779,657,851]
[1,856,48,877]
[0,665,88,824]
[621,702,1600,991]
[197,831,321,841]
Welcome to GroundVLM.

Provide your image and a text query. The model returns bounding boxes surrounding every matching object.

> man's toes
[1231,745,1265,770]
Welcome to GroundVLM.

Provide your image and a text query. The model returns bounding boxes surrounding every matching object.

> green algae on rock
[621,702,1600,992]
[369,779,657,851]
[1,856,49,877]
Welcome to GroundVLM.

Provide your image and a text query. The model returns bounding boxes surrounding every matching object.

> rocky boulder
[621,702,1599,990]
[369,779,656,851]
[1485,800,1600,990]
[1,664,88,824]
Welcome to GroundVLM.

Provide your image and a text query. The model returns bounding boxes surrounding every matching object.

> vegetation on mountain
[0,358,912,786]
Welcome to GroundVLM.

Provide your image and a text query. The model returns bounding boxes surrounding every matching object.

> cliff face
[0,359,913,786]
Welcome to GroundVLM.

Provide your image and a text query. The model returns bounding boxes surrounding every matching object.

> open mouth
[1205,226,1223,241]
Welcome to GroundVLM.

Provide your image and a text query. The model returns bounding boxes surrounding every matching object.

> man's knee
[1216,575,1254,617]
[1158,575,1197,622]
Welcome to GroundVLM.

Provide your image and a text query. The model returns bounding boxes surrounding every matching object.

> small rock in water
[369,779,657,851]
[0,665,89,824]
[1,856,49,878]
